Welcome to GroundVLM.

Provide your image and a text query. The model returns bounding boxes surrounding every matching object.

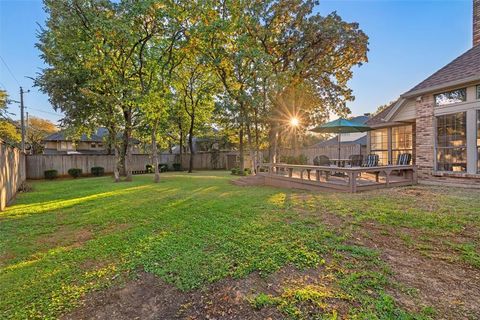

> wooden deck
[257,163,417,193]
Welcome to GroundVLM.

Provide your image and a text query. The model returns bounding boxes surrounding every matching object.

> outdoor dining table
[330,158,352,167]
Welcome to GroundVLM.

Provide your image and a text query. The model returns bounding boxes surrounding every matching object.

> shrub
[68,168,82,178]
[91,166,105,177]
[172,163,182,171]
[18,181,33,193]
[159,164,168,172]
[231,167,239,175]
[244,168,252,175]
[44,170,58,180]
[145,164,153,173]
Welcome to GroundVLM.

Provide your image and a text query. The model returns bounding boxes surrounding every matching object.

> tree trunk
[179,130,183,168]
[114,145,121,182]
[246,123,256,174]
[152,122,160,183]
[123,109,133,182]
[125,143,133,181]
[254,106,260,172]
[269,125,278,163]
[239,125,245,172]
[188,114,194,173]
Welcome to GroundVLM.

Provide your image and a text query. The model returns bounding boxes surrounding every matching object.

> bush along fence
[26,151,234,179]
[0,141,26,211]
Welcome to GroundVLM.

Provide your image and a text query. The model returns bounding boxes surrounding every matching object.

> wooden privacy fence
[0,141,26,210]
[280,144,366,163]
[26,151,232,179]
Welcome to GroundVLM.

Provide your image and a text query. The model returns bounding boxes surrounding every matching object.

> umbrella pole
[338,133,341,162]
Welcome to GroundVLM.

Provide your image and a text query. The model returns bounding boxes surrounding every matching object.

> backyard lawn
[1,171,479,319]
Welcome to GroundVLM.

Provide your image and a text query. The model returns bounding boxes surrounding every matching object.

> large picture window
[370,128,388,165]
[436,112,467,172]
[434,88,466,106]
[392,125,413,164]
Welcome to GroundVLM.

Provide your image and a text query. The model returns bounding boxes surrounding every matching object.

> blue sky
[0,0,473,123]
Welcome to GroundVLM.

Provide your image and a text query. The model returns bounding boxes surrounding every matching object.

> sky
[0,0,474,124]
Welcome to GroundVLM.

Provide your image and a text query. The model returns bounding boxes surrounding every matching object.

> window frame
[435,112,467,172]
[391,125,413,164]
[370,128,389,165]
[434,88,467,107]
[477,85,480,100]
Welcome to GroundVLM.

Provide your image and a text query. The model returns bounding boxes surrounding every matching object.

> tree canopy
[36,0,368,180]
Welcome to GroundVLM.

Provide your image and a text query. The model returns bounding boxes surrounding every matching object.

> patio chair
[362,154,379,167]
[313,155,330,166]
[396,153,412,165]
[360,154,380,181]
[394,153,412,177]
[349,154,363,167]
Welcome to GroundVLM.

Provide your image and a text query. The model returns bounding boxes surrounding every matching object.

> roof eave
[401,75,480,99]
[384,98,406,121]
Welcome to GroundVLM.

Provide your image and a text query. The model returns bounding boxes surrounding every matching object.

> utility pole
[19,86,30,153]
[26,112,29,154]
[20,87,25,153]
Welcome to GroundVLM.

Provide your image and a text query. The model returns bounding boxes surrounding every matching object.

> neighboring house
[366,0,480,187]
[43,128,142,155]
[312,115,370,149]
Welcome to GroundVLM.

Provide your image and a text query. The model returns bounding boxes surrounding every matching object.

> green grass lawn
[1,171,479,319]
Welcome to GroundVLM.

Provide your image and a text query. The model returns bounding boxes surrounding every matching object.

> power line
[24,105,63,117]
[0,55,20,86]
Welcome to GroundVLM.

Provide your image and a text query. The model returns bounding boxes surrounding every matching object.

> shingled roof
[403,45,480,97]
[365,101,397,127]
[43,128,108,142]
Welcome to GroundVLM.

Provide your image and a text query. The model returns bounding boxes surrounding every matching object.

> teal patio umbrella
[310,118,372,160]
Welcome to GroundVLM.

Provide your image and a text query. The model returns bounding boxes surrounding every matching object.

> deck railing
[257,163,417,193]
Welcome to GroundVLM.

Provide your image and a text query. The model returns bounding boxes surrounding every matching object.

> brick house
[366,0,480,187]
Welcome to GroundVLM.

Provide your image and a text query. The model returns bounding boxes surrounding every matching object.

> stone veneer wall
[415,95,435,180]
[415,95,480,188]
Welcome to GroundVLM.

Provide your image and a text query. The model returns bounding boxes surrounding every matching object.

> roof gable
[365,101,398,127]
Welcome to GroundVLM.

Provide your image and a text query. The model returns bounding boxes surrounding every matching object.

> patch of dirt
[353,221,480,319]
[38,226,93,249]
[63,272,187,320]
[63,269,286,320]
[0,251,16,267]
[100,223,131,235]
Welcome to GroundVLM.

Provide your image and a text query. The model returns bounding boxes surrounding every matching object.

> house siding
[391,99,416,122]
